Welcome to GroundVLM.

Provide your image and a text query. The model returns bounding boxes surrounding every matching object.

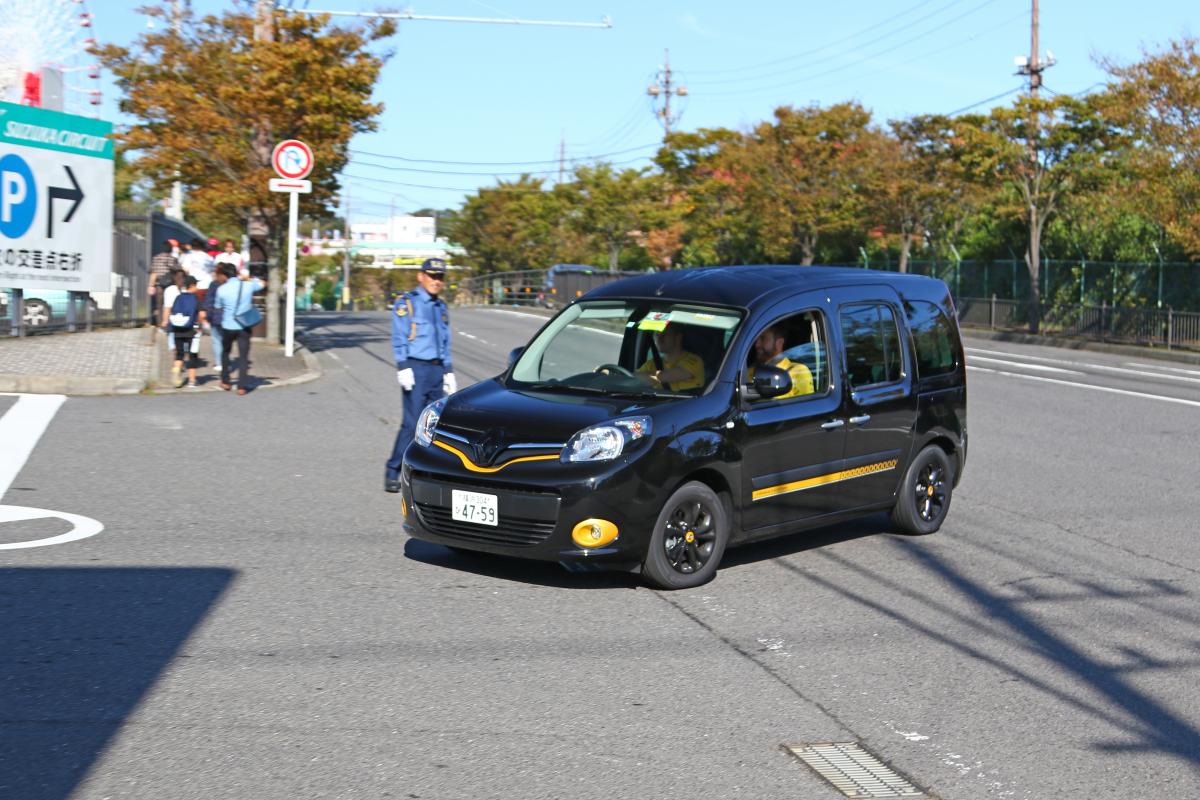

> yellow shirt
[637,351,705,391]
[749,356,814,399]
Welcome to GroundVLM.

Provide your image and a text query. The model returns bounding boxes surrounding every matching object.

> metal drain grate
[786,742,925,798]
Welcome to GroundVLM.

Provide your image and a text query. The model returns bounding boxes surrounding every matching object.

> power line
[945,86,1023,116]
[346,151,656,177]
[342,172,552,194]
[689,0,971,87]
[701,0,1005,99]
[347,141,659,167]
[686,0,944,76]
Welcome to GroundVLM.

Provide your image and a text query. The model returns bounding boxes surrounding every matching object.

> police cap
[420,258,447,277]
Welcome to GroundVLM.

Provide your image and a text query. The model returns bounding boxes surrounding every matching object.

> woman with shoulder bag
[213,264,265,395]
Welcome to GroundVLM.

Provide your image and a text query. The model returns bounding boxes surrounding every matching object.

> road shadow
[778,538,1200,771]
[403,539,639,590]
[0,567,236,800]
[722,512,895,570]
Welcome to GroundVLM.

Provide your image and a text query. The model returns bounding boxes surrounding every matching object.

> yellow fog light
[400,494,408,519]
[571,518,619,548]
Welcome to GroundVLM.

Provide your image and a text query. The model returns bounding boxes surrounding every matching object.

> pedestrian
[384,257,455,493]
[202,263,233,373]
[205,236,221,259]
[213,238,246,277]
[180,237,215,303]
[168,275,204,389]
[214,266,266,396]
[160,268,186,351]
[148,239,179,326]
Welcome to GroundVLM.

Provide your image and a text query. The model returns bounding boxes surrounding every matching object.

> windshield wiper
[607,390,690,399]
[523,382,607,394]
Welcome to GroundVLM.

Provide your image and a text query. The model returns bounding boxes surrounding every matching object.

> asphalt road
[2,308,1198,800]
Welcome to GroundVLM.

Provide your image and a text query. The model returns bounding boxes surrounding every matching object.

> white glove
[396,368,415,391]
[442,372,457,395]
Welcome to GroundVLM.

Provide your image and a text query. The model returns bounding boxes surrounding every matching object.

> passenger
[637,322,705,391]
[748,323,813,398]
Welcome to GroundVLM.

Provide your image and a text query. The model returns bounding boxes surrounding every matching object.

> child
[168,276,205,388]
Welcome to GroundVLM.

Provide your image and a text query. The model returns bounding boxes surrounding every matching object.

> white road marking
[1125,361,1200,377]
[478,308,549,321]
[456,330,493,346]
[328,351,341,361]
[966,355,1084,375]
[967,366,1200,408]
[0,394,104,549]
[0,505,104,550]
[967,347,1200,385]
[0,393,66,498]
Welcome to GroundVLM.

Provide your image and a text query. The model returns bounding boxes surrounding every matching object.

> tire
[642,481,729,590]
[23,299,51,328]
[890,445,954,535]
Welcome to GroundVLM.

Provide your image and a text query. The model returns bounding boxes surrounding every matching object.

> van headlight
[562,416,652,462]
[414,397,447,447]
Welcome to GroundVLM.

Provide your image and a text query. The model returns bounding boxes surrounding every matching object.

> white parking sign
[0,102,113,293]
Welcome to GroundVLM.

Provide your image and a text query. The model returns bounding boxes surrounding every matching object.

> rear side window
[840,304,903,388]
[906,300,959,378]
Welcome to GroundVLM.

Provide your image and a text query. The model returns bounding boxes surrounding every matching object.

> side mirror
[507,346,524,367]
[750,365,792,399]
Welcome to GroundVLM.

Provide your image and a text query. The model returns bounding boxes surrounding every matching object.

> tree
[954,95,1113,331]
[1103,36,1200,260]
[739,103,876,265]
[446,177,565,274]
[566,164,658,270]
[96,2,391,263]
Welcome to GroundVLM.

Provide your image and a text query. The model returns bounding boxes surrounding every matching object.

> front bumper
[400,443,661,568]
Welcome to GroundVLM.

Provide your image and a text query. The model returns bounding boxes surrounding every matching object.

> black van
[400,266,967,589]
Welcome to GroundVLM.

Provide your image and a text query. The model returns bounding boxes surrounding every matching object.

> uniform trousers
[387,360,446,476]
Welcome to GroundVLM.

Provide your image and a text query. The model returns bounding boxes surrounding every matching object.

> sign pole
[270,139,314,359]
[285,188,299,358]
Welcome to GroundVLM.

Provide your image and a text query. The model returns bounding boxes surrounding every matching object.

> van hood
[434,378,656,464]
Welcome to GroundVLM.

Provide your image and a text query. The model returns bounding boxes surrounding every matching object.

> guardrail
[958,296,1200,351]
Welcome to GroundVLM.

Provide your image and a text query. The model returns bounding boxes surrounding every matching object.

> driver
[636,322,704,391]
[748,323,814,398]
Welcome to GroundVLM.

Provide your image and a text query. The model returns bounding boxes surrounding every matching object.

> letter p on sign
[0,154,37,238]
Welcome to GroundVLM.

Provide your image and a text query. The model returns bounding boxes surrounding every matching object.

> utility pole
[647,49,687,136]
[253,0,281,342]
[167,0,187,220]
[558,133,566,183]
[1013,0,1056,334]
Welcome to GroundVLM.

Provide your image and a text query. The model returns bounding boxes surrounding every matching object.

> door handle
[849,415,871,425]
[821,419,845,431]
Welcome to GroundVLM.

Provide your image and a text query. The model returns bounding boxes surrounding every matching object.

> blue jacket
[391,286,452,369]
[215,277,264,331]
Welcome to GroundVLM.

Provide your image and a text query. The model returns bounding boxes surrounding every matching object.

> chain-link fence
[1,207,209,337]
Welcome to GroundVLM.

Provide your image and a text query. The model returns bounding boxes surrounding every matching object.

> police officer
[384,258,456,492]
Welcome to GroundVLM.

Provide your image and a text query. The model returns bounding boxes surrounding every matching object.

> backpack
[169,292,199,332]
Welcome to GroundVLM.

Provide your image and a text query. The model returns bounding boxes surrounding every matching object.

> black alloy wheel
[890,445,954,535]
[642,481,729,590]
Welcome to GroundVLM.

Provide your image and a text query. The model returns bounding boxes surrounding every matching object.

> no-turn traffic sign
[272,139,314,180]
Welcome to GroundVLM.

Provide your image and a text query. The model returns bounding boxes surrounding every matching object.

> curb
[0,374,148,395]
[961,327,1200,366]
[148,338,323,395]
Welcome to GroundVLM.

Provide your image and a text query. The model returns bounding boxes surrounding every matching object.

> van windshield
[508,301,742,397]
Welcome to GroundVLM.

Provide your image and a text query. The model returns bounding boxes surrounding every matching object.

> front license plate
[451,489,498,527]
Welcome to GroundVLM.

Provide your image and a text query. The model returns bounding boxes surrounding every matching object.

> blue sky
[97,0,1197,222]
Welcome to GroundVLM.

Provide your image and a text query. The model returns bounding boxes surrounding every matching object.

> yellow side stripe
[433,439,560,473]
[752,459,898,502]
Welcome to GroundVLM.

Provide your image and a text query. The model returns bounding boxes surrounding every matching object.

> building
[302,215,462,268]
